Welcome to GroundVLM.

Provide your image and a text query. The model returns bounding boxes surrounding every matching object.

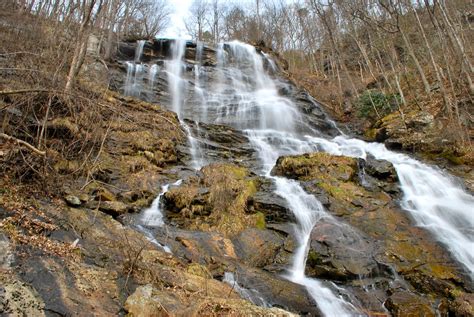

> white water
[139,179,182,253]
[124,40,155,98]
[148,64,159,89]
[208,41,358,315]
[131,39,473,314]
[305,136,474,279]
[165,39,206,169]
[135,40,145,63]
[184,40,473,311]
[142,180,183,226]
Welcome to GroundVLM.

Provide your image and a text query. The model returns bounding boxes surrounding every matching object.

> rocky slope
[1,38,473,317]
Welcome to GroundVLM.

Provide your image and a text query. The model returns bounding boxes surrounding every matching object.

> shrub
[356,90,400,119]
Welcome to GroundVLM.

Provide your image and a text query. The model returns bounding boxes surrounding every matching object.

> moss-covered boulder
[164,164,261,236]
[272,151,472,316]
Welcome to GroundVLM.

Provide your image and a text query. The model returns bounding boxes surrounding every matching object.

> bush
[356,90,400,119]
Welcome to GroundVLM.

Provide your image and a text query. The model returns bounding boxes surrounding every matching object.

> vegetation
[185,0,472,145]
[356,90,400,120]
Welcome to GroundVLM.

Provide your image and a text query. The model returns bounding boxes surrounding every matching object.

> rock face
[125,284,298,317]
[163,163,260,236]
[273,151,473,315]
[365,110,438,150]
[364,109,472,167]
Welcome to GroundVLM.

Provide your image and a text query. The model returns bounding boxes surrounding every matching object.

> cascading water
[148,64,159,89]
[202,41,358,315]
[124,40,158,99]
[303,136,474,279]
[164,39,206,169]
[223,272,270,307]
[135,40,145,63]
[137,179,183,253]
[142,180,183,226]
[129,39,473,314]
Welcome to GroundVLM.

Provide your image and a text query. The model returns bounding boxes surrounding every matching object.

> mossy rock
[164,163,261,236]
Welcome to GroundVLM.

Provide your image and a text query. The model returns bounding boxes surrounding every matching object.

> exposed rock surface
[125,284,297,317]
[273,151,473,315]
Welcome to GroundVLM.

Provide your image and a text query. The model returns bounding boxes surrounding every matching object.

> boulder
[97,201,129,217]
[125,284,297,317]
[64,195,81,207]
[306,219,380,281]
[164,163,260,236]
[362,154,398,182]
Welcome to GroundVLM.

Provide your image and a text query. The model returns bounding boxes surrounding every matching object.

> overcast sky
[160,0,193,39]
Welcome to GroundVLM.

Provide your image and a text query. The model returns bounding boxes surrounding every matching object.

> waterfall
[124,40,146,97]
[148,64,159,89]
[141,180,182,226]
[304,136,474,279]
[132,39,473,314]
[223,272,270,307]
[137,179,182,253]
[135,40,145,63]
[164,39,206,169]
[205,41,359,315]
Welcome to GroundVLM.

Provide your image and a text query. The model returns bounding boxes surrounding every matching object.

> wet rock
[232,228,287,268]
[362,155,398,182]
[97,200,129,217]
[385,291,435,316]
[164,163,261,236]
[231,264,322,316]
[306,219,379,281]
[252,179,295,223]
[64,195,82,207]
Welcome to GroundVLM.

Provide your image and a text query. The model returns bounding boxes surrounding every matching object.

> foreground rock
[163,163,261,236]
[125,284,297,316]
[273,151,473,315]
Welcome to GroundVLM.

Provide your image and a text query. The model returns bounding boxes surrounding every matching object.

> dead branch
[0,88,50,96]
[0,133,46,156]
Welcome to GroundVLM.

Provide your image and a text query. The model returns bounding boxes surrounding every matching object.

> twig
[0,88,50,96]
[0,133,46,156]
[0,51,40,56]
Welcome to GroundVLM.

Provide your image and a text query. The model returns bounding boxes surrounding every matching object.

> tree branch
[0,89,50,96]
[0,133,46,156]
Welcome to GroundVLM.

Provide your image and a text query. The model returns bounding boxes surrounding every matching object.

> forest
[0,0,473,316]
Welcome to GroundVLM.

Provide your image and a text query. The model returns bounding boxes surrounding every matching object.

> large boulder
[125,284,297,317]
[306,219,380,281]
[163,163,261,236]
[272,151,471,316]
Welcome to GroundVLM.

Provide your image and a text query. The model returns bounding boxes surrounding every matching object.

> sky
[160,0,193,39]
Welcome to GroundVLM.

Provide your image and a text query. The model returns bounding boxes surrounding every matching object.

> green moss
[187,263,212,279]
[306,250,320,266]
[254,212,266,230]
[364,128,378,141]
[440,151,465,165]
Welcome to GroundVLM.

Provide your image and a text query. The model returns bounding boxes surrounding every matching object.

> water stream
[124,39,474,315]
